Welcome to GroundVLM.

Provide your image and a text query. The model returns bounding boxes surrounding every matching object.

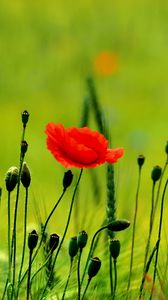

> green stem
[27,250,33,300]
[7,191,12,300]
[126,166,142,298]
[18,188,66,287]
[112,259,117,300]
[12,154,24,299]
[81,225,107,285]
[81,278,91,300]
[62,258,73,300]
[30,250,53,285]
[153,157,168,219]
[138,240,159,299]
[77,249,82,300]
[150,178,168,300]
[144,182,155,270]
[40,168,83,299]
[16,187,29,298]
[109,253,113,296]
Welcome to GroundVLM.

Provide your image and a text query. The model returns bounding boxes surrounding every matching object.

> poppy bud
[48,233,59,253]
[21,162,31,188]
[22,110,29,126]
[63,170,73,190]
[88,257,101,279]
[5,166,19,192]
[165,141,168,155]
[28,230,38,251]
[151,166,162,183]
[137,155,145,168]
[77,230,88,249]
[69,236,78,258]
[21,140,28,156]
[107,219,130,232]
[109,238,120,260]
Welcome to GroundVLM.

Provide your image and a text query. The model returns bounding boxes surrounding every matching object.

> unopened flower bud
[77,230,88,249]
[88,257,101,279]
[5,167,19,192]
[107,219,130,232]
[21,140,28,156]
[109,238,120,260]
[21,162,31,188]
[49,233,59,253]
[69,236,78,258]
[151,166,162,183]
[137,155,145,168]
[63,170,73,190]
[22,110,29,126]
[28,230,38,251]
[165,141,168,155]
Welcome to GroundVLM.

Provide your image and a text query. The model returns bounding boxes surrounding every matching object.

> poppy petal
[106,148,124,163]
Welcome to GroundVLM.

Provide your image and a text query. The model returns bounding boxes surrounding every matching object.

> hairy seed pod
[5,166,19,192]
[69,236,78,258]
[107,219,130,232]
[28,230,38,251]
[88,257,101,279]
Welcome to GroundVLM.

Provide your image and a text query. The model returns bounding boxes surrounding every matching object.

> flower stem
[109,253,113,296]
[30,250,53,285]
[77,248,83,300]
[153,157,168,219]
[142,182,155,273]
[81,225,107,285]
[7,191,12,300]
[150,178,168,300]
[11,154,24,299]
[26,250,33,300]
[62,258,73,300]
[16,187,29,298]
[81,278,91,300]
[126,165,142,298]
[18,188,66,287]
[40,168,83,299]
[139,181,156,298]
[112,259,117,300]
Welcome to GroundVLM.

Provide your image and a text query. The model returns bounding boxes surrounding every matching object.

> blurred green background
[0,0,168,226]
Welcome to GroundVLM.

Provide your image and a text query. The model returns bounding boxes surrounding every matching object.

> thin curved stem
[150,178,168,300]
[81,278,91,300]
[12,154,24,299]
[77,249,82,300]
[81,225,107,286]
[7,191,12,300]
[62,258,73,300]
[18,188,66,287]
[109,253,113,296]
[139,182,155,298]
[40,168,83,299]
[153,157,168,219]
[144,182,155,269]
[30,250,53,285]
[26,250,32,300]
[126,166,142,298]
[138,240,158,300]
[112,259,117,300]
[16,187,29,298]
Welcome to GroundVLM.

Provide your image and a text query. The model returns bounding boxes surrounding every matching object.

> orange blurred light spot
[93,51,119,76]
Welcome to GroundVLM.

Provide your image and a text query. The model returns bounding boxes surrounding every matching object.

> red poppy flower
[45,123,124,169]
